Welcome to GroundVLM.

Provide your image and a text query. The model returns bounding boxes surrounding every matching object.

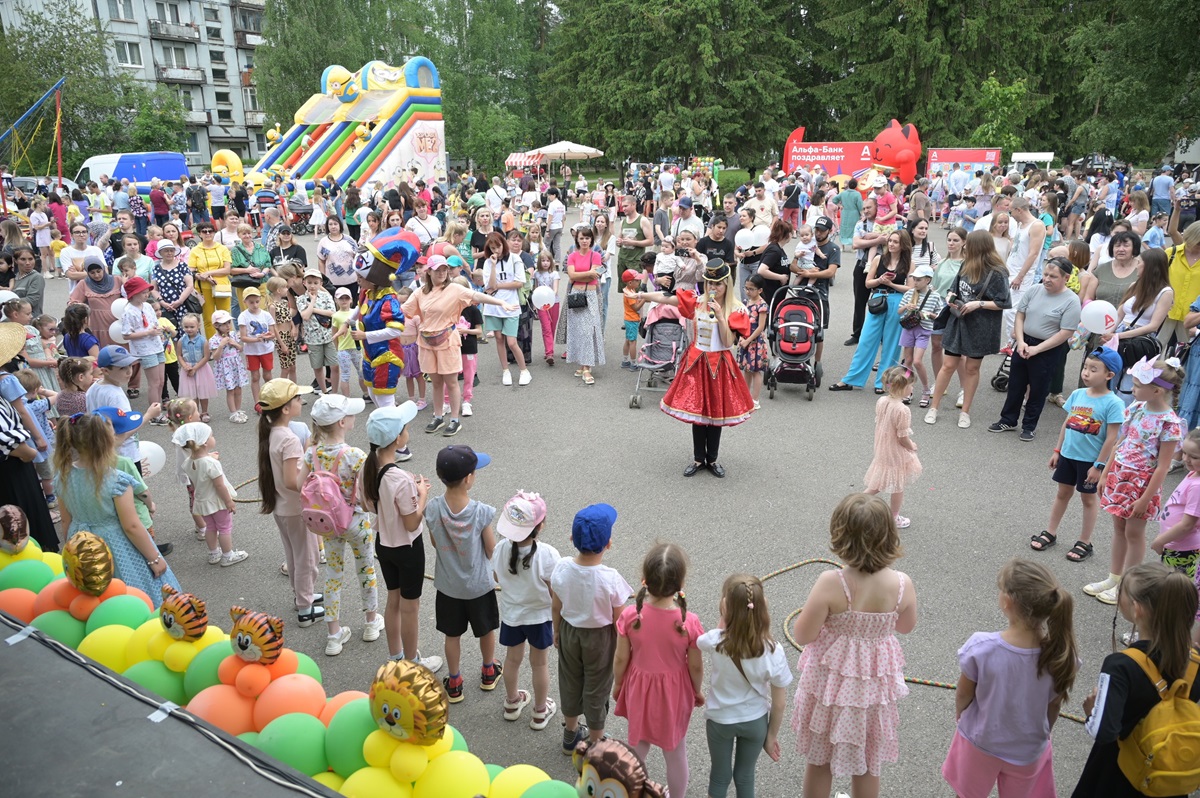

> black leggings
[162,361,179,403]
[692,424,723,464]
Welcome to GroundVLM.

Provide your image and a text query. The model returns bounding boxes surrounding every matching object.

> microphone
[707,290,717,319]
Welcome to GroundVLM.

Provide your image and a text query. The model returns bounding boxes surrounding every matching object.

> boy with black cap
[550,503,633,754]
[426,444,501,702]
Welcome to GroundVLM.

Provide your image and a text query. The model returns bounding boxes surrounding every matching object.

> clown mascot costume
[350,228,421,406]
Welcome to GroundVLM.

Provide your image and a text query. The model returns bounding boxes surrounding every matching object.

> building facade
[0,0,266,169]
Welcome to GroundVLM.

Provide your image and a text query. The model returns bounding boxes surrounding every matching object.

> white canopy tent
[527,140,605,160]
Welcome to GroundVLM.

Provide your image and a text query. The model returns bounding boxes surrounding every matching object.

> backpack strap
[1124,647,1200,699]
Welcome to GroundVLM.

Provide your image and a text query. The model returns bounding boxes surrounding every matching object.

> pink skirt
[179,362,218,400]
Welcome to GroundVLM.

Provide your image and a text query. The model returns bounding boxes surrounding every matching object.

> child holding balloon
[532,249,560,366]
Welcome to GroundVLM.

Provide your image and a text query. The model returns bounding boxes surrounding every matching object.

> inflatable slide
[212,57,447,192]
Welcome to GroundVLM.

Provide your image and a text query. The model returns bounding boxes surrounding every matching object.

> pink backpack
[300,448,354,537]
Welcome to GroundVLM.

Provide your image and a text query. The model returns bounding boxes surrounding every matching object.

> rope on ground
[760,557,1087,724]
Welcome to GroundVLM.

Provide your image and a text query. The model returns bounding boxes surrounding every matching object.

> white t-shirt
[659,172,676,194]
[491,540,561,626]
[487,185,506,213]
[405,214,442,247]
[122,303,164,357]
[550,559,633,629]
[521,190,539,210]
[698,629,794,724]
[481,255,524,318]
[238,308,276,356]
[547,199,565,231]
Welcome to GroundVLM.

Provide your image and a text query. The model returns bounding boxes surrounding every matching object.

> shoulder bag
[931,264,964,331]
[900,291,931,329]
[567,253,595,309]
[1117,303,1162,368]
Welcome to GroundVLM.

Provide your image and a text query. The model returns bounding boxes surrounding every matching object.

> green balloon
[324,698,376,778]
[258,712,328,776]
[0,560,54,593]
[86,594,153,634]
[294,650,322,684]
[486,763,504,782]
[183,642,232,701]
[521,780,579,798]
[31,610,86,648]
[448,723,468,752]
[123,660,187,704]
[238,732,260,748]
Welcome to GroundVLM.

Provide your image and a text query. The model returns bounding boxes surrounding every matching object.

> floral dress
[272,298,296,370]
[737,299,769,373]
[153,262,191,334]
[209,331,250,391]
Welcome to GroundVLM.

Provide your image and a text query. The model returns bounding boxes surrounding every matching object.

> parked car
[7,176,79,196]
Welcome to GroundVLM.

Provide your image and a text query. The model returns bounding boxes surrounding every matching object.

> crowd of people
[4,157,1200,797]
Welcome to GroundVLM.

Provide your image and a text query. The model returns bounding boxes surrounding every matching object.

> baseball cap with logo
[94,406,142,433]
[814,216,834,232]
[97,345,137,368]
[496,491,548,542]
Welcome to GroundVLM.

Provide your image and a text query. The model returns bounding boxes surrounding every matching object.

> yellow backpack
[1117,648,1200,797]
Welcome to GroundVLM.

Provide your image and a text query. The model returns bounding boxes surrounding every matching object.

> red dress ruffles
[660,290,755,427]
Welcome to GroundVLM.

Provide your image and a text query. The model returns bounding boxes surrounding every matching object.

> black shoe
[425,416,445,433]
[1020,429,1036,442]
[442,419,461,437]
[708,462,726,478]
[828,382,853,391]
[312,593,324,605]
[988,422,1016,433]
[844,336,859,346]
[156,541,174,556]
[683,462,704,477]
[297,605,326,627]
[310,380,320,391]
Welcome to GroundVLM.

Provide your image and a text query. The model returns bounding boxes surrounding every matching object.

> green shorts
[483,315,518,337]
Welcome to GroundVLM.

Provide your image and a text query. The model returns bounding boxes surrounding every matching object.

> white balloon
[749,224,770,248]
[734,229,754,250]
[138,441,166,478]
[108,320,127,344]
[110,298,129,318]
[531,285,556,310]
[1080,300,1118,335]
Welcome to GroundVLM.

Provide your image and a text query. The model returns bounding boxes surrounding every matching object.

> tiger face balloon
[160,586,208,641]
[0,504,28,554]
[62,531,114,596]
[229,605,284,665]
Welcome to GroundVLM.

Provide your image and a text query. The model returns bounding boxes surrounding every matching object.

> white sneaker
[362,616,385,642]
[958,412,971,429]
[894,515,911,529]
[414,651,444,673]
[518,369,532,386]
[1083,576,1118,596]
[325,626,352,656]
[502,369,513,386]
[442,403,451,416]
[924,408,938,424]
[955,390,964,408]
[220,549,249,567]
[461,401,473,417]
[194,528,207,541]
[207,549,222,564]
[319,549,327,564]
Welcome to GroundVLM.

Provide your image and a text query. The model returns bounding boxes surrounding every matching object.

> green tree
[460,103,525,173]
[969,76,1029,161]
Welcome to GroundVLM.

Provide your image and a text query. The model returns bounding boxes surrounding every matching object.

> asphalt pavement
[45,217,1155,795]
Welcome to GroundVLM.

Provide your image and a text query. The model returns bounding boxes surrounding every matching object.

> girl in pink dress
[864,366,923,529]
[613,542,705,798]
[791,493,918,798]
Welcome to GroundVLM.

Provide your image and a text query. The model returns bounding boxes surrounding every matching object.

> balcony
[234,30,262,48]
[155,65,205,84]
[231,0,264,8]
[245,111,265,126]
[148,20,200,42]
[240,68,254,87]
[185,110,209,125]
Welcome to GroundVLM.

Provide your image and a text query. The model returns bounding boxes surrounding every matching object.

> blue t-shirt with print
[1061,387,1126,463]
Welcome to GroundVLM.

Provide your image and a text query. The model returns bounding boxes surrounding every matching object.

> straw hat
[0,323,27,365]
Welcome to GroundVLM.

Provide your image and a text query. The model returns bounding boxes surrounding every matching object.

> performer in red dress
[633,259,754,477]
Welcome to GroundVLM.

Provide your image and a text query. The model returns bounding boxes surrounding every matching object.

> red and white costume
[660,289,755,426]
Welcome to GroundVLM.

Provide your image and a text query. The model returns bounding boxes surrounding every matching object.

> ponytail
[1040,586,1079,700]
[257,409,281,515]
[362,443,382,509]
[1122,562,1200,682]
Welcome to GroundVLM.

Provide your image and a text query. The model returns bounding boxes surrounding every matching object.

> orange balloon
[218,654,249,686]
[320,690,369,726]
[264,647,299,680]
[0,587,37,622]
[99,579,127,600]
[252,673,326,731]
[32,584,62,618]
[125,586,153,611]
[53,579,82,609]
[235,662,272,698]
[187,684,256,736]
[69,593,101,621]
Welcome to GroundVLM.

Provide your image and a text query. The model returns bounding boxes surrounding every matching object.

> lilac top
[1160,473,1200,551]
[957,631,1059,765]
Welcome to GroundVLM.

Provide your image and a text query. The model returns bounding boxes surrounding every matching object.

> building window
[173,86,194,110]
[242,53,254,69]
[114,41,141,66]
[210,49,225,64]
[254,133,266,152]
[214,91,231,105]
[107,0,134,20]
[155,2,181,23]
[212,68,227,82]
[162,45,188,68]
[236,10,262,32]
[185,132,200,153]
[203,7,219,22]
[207,26,222,41]
[217,110,233,123]
[243,87,259,111]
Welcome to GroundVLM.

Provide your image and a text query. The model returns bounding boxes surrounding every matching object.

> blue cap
[436,445,491,483]
[366,402,419,447]
[1089,348,1123,375]
[677,196,693,208]
[572,503,617,553]
[93,406,142,434]
[97,345,137,368]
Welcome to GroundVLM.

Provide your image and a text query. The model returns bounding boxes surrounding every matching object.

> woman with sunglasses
[59,224,105,289]
[187,222,233,338]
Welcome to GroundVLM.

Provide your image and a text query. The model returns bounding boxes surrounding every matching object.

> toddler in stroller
[765,284,825,400]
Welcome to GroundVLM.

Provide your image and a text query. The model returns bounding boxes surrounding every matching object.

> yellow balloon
[312,772,344,791]
[340,766,412,798]
[12,538,42,562]
[364,729,402,769]
[42,552,63,575]
[389,741,429,784]
[414,751,489,798]
[424,727,454,760]
[164,640,199,673]
[488,764,549,798]
[78,624,135,672]
[146,629,174,660]
[124,618,164,667]
[193,625,227,651]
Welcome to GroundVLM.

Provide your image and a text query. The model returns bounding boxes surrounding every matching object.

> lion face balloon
[229,606,284,665]
[0,504,28,554]
[62,531,114,596]
[573,739,666,798]
[368,660,449,746]
[160,586,208,641]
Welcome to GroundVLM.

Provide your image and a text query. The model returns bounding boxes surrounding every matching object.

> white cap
[334,287,352,299]
[872,176,888,189]
[912,265,935,280]
[310,394,365,425]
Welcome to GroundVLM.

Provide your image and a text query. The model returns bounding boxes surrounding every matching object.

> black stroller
[287,195,314,235]
[629,308,685,409]
[765,285,825,400]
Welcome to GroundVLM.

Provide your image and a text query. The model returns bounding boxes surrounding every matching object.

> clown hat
[361,228,421,275]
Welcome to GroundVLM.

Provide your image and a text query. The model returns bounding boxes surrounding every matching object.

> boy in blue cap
[426,444,500,701]
[1031,347,1125,562]
[550,503,633,754]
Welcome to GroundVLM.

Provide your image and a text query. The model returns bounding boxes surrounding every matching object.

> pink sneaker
[415,399,428,410]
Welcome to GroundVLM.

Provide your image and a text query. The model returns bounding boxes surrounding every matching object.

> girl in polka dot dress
[790,493,918,798]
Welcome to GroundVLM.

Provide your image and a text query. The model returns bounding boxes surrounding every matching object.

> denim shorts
[138,350,166,369]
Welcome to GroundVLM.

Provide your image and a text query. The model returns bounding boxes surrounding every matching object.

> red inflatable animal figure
[871,120,922,184]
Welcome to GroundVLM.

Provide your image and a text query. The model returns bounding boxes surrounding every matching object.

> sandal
[874,387,885,395]
[1030,530,1056,551]
[200,413,211,423]
[1065,540,1094,562]
[828,382,853,392]
[582,373,595,385]
[919,390,932,408]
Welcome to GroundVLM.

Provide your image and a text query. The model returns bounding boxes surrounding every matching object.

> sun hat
[123,276,152,297]
[170,421,212,448]
[258,379,312,411]
[365,402,419,447]
[0,323,28,364]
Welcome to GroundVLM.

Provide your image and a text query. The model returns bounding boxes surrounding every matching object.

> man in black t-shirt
[781,176,803,229]
[808,216,840,371]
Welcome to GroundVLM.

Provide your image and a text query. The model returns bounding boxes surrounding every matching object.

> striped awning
[505,151,545,168]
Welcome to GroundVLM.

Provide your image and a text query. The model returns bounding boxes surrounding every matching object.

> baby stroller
[287,195,313,236]
[765,285,824,401]
[629,306,685,409]
[991,351,1011,391]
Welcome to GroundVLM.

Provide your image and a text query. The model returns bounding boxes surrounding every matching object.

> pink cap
[495,491,547,542]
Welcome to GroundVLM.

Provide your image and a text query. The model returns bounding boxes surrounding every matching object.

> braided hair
[507,522,542,575]
[632,542,689,635]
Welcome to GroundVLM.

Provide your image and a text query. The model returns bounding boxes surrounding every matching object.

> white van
[74,152,189,186]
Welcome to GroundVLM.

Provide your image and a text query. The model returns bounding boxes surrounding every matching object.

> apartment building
[0,0,268,169]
